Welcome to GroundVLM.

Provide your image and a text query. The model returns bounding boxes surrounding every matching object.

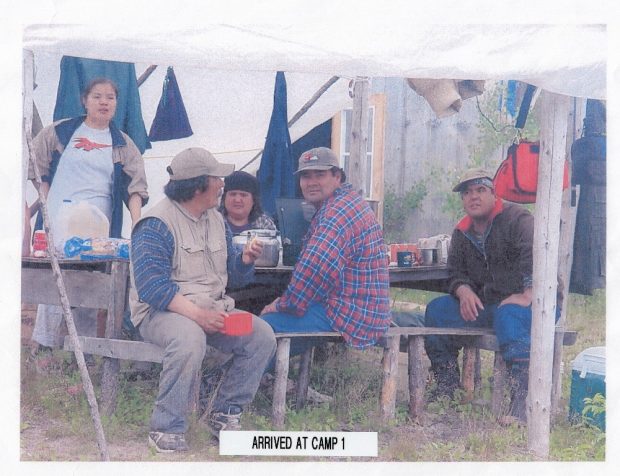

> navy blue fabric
[53,56,151,153]
[424,295,560,365]
[257,72,295,217]
[34,116,137,238]
[149,67,193,141]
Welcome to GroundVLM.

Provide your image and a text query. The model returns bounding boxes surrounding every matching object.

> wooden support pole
[529,91,571,458]
[408,335,426,419]
[295,347,314,410]
[551,98,585,415]
[23,49,110,461]
[137,65,157,87]
[348,77,370,195]
[380,335,400,421]
[272,338,291,429]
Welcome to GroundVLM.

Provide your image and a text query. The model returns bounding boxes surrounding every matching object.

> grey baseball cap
[167,147,235,181]
[295,147,340,174]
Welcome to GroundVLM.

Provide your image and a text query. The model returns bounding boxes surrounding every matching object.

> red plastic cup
[223,311,253,336]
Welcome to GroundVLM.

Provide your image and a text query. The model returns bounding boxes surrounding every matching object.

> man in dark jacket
[425,168,542,424]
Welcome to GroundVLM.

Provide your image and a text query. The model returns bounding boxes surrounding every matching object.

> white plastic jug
[66,201,110,240]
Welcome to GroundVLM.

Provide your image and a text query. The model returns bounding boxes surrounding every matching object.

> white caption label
[219,431,377,457]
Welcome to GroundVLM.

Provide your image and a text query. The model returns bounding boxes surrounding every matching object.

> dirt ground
[16,303,548,462]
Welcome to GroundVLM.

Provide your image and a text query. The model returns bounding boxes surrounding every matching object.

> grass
[20,289,606,461]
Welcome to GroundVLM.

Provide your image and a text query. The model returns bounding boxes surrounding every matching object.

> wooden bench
[65,326,577,426]
[268,326,577,427]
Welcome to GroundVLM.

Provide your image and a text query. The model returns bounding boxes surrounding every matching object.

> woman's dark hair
[164,174,210,202]
[81,78,119,104]
[219,188,265,223]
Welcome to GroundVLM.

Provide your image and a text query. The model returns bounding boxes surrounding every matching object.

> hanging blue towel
[53,56,151,153]
[257,72,295,218]
[505,80,518,118]
[149,67,194,141]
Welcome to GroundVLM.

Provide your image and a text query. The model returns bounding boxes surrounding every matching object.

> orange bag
[493,141,569,204]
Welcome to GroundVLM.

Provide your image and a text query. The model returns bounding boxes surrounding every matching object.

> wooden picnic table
[21,256,130,415]
[231,263,449,302]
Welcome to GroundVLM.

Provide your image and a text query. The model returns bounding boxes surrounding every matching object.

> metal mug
[420,248,436,266]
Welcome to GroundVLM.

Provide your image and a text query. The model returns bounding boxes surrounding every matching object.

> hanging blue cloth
[149,67,193,141]
[257,72,295,218]
[53,56,151,153]
[505,80,518,117]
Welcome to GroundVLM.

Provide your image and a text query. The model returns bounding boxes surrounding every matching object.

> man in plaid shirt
[261,147,390,349]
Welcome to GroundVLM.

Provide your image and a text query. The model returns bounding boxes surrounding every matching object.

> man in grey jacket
[130,147,276,452]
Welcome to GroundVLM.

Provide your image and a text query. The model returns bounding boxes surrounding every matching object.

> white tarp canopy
[21,21,608,233]
[23,22,607,169]
[24,23,606,100]
[24,22,606,167]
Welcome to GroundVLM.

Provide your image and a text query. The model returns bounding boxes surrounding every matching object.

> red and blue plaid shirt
[276,183,391,348]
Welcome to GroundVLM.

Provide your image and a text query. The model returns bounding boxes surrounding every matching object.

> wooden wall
[372,78,503,241]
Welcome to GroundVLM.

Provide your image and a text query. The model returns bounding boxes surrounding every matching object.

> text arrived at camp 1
[251,435,342,450]
[219,431,378,457]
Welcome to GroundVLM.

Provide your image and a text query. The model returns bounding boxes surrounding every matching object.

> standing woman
[29,78,149,352]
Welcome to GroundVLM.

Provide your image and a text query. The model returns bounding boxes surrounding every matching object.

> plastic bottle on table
[54,199,73,256]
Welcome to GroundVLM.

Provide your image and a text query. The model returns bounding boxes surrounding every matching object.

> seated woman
[219,171,276,233]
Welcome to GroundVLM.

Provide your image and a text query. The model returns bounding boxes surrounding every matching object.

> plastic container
[569,346,606,430]
[53,199,73,255]
[66,201,109,240]
[64,237,130,260]
[223,311,253,336]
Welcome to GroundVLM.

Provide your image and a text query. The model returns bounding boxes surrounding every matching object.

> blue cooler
[568,346,606,430]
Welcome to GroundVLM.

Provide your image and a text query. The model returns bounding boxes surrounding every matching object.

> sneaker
[148,431,189,453]
[206,406,243,439]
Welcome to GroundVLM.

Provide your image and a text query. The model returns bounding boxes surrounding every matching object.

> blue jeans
[139,309,276,434]
[261,303,334,368]
[424,295,559,366]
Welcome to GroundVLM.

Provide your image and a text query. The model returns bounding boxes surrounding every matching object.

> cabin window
[331,93,385,203]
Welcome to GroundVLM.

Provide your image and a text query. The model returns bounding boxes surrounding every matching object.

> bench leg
[462,346,476,402]
[408,335,426,419]
[474,348,482,399]
[100,357,120,416]
[490,351,507,416]
[272,338,291,429]
[380,335,400,422]
[295,347,314,410]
